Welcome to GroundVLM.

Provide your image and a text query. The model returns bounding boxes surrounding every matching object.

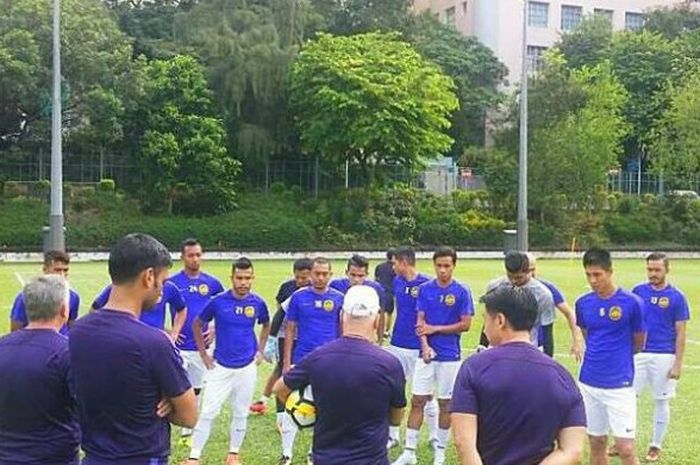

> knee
[589,436,608,452]
[411,395,429,410]
[616,441,636,459]
[437,399,450,412]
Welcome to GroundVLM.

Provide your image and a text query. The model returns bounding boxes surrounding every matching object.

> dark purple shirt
[0,329,80,465]
[284,337,406,465]
[69,309,191,465]
[451,342,586,465]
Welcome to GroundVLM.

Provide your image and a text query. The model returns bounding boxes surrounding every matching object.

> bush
[98,179,116,193]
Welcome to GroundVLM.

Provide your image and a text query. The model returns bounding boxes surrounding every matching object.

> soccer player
[479,251,555,347]
[527,253,583,360]
[330,254,387,341]
[273,285,407,464]
[168,238,225,438]
[387,246,438,451]
[183,258,270,465]
[281,257,344,465]
[576,247,646,465]
[451,285,586,465]
[631,252,689,462]
[249,258,313,419]
[375,248,397,337]
[10,250,80,335]
[393,246,473,465]
[91,280,187,342]
[0,275,80,465]
[69,233,197,465]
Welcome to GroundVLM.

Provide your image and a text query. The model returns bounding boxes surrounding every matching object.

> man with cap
[274,285,407,465]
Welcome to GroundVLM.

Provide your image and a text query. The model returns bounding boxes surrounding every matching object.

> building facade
[413,0,695,82]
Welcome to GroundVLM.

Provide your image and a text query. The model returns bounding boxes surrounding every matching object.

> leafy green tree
[644,3,700,39]
[313,0,413,36]
[290,32,458,185]
[557,14,613,70]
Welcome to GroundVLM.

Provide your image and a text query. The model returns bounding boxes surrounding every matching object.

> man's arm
[273,377,293,405]
[170,307,187,344]
[669,321,687,380]
[389,406,404,427]
[556,302,583,362]
[452,413,483,465]
[166,388,198,428]
[193,318,215,369]
[283,321,297,373]
[257,322,271,363]
[538,426,586,465]
[633,331,646,354]
[416,311,434,363]
[419,315,472,336]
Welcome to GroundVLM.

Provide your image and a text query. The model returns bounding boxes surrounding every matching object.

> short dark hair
[293,258,313,272]
[504,251,529,274]
[312,256,331,270]
[180,238,201,253]
[44,250,70,266]
[481,284,538,332]
[386,248,396,260]
[583,247,612,271]
[109,233,172,285]
[433,246,457,264]
[347,254,369,271]
[233,257,253,272]
[394,246,416,265]
[646,252,669,269]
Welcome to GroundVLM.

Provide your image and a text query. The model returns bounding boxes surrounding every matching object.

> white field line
[14,272,26,286]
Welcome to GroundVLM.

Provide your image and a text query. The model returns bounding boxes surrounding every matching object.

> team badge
[410,286,419,298]
[323,300,334,312]
[658,297,670,309]
[609,306,623,321]
[444,294,456,306]
[244,305,256,318]
[198,283,209,296]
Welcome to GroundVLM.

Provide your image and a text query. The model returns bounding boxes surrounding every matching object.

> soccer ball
[285,386,316,429]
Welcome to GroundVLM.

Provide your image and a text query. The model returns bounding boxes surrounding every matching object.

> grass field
[2,258,699,464]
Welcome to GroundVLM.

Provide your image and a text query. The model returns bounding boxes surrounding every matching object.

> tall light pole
[49,0,65,252]
[517,0,529,251]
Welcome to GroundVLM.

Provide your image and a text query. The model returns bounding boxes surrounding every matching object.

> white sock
[389,425,400,442]
[276,412,285,429]
[259,394,269,404]
[405,428,419,452]
[437,427,450,448]
[281,414,298,458]
[424,399,439,440]
[229,416,248,454]
[652,399,670,449]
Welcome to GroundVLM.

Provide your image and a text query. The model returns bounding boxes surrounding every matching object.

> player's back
[69,309,189,464]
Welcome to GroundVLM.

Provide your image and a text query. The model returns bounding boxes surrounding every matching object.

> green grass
[2,258,699,464]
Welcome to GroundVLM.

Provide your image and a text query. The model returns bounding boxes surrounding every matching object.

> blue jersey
[286,287,344,363]
[416,279,474,361]
[632,283,690,354]
[540,279,565,307]
[329,278,386,303]
[167,271,224,351]
[391,273,431,350]
[199,291,270,368]
[92,282,186,330]
[11,289,80,336]
[576,288,645,389]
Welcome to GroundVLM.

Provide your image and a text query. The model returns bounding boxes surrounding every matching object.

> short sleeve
[286,293,301,323]
[198,298,217,324]
[70,291,80,320]
[631,295,646,333]
[275,282,288,305]
[167,285,186,313]
[258,299,270,324]
[10,293,27,326]
[151,336,192,398]
[91,285,111,310]
[284,351,313,391]
[549,284,565,306]
[575,299,586,329]
[416,285,427,313]
[450,360,479,415]
[675,291,691,322]
[212,278,225,296]
[460,286,474,316]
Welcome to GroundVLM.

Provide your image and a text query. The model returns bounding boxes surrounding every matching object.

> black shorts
[382,294,395,314]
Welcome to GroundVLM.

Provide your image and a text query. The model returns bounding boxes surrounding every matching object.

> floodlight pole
[517,0,529,251]
[49,0,65,252]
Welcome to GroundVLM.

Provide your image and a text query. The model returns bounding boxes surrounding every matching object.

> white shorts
[412,359,460,400]
[386,345,420,380]
[181,350,210,390]
[579,383,637,439]
[199,361,258,421]
[634,353,678,400]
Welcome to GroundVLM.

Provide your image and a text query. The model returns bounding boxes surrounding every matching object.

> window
[445,6,456,28]
[594,8,613,24]
[528,2,549,28]
[462,1,467,15]
[625,12,644,31]
[527,45,548,73]
[561,5,583,32]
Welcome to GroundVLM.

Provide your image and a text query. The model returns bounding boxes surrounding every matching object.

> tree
[644,3,700,39]
[556,14,613,69]
[650,74,700,188]
[290,32,458,184]
[312,0,413,36]
[405,13,506,156]
[132,56,241,214]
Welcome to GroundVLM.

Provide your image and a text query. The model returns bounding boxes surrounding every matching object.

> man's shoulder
[575,290,597,307]
[486,276,507,291]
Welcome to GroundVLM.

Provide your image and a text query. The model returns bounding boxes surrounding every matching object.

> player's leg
[227,362,258,464]
[541,324,554,357]
[250,362,278,415]
[393,359,433,465]
[274,338,287,432]
[433,361,460,465]
[385,346,416,449]
[579,383,611,465]
[280,340,298,463]
[647,354,678,461]
[181,351,207,439]
[608,387,639,465]
[187,364,236,463]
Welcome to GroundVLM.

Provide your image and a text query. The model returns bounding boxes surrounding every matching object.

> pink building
[413,0,697,82]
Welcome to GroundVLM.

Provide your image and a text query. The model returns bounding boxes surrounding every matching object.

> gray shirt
[486,276,556,343]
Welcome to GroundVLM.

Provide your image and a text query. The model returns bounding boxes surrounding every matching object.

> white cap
[343,285,380,317]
